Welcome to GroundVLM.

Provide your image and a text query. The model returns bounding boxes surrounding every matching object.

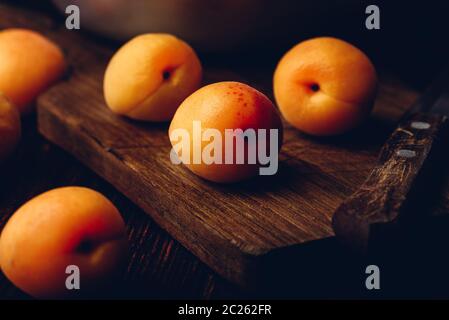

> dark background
[1,0,449,299]
[11,0,449,88]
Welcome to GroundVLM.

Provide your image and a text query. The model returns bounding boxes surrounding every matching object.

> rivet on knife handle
[332,112,448,253]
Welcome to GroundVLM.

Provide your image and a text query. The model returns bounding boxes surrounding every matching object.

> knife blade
[332,64,449,253]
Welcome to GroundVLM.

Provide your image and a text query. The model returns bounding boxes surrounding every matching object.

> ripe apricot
[0,187,128,298]
[273,37,378,136]
[104,33,202,121]
[169,82,283,183]
[0,93,21,161]
[0,29,66,114]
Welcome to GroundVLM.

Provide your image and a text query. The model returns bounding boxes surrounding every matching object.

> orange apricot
[0,187,128,298]
[169,82,283,183]
[104,33,202,121]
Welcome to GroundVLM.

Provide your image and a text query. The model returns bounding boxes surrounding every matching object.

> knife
[332,65,449,253]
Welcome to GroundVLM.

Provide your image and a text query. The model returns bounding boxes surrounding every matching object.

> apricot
[169,82,283,183]
[0,29,66,114]
[0,187,128,298]
[273,37,378,136]
[0,93,21,161]
[104,33,202,121]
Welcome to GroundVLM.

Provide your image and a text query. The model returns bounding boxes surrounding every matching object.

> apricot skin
[0,93,21,161]
[273,37,378,136]
[104,33,202,122]
[0,187,128,298]
[169,82,283,183]
[0,29,66,114]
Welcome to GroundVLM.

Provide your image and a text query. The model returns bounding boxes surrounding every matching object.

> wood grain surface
[2,3,449,299]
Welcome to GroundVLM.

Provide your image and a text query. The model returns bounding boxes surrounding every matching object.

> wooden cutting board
[1,4,420,286]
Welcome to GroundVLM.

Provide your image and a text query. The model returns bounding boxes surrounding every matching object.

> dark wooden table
[0,115,246,299]
[2,1,449,300]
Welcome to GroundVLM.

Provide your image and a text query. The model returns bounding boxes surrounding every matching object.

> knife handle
[332,112,448,253]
